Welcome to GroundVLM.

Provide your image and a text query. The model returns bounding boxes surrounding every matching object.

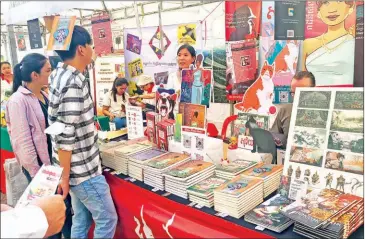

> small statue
[287,165,293,177]
[295,166,301,179]
[325,173,333,188]
[312,171,320,185]
[336,175,346,192]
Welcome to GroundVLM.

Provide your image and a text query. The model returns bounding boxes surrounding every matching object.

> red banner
[103,173,273,239]
[0,150,15,193]
[91,13,113,56]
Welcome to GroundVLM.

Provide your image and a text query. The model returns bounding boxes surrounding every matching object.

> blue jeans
[69,175,118,238]
[113,117,126,130]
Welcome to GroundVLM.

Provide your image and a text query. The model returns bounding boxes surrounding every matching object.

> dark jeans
[22,167,73,239]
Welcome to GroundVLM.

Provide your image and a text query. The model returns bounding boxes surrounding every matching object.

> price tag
[255,226,265,231]
[130,178,136,182]
[151,188,159,192]
[219,213,229,218]
[162,192,171,197]
[188,202,197,207]
[195,204,204,209]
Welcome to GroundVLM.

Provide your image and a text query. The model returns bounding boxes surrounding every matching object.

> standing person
[102,77,129,129]
[5,53,72,239]
[48,25,117,238]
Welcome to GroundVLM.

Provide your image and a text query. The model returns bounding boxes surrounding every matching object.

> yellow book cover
[47,16,76,51]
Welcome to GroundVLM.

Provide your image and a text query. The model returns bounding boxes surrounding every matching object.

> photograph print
[327,131,364,154]
[334,91,364,110]
[298,91,331,109]
[325,151,364,175]
[295,109,329,129]
[290,146,324,167]
[293,127,327,149]
[331,110,363,133]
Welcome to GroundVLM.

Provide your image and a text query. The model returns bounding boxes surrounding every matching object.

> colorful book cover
[242,164,283,179]
[274,1,305,40]
[303,1,356,86]
[246,194,293,228]
[166,160,213,179]
[177,23,197,45]
[180,69,193,103]
[116,143,150,155]
[273,86,292,104]
[225,1,262,41]
[47,16,76,51]
[157,122,170,151]
[146,152,190,170]
[91,13,113,56]
[128,58,144,78]
[175,113,182,142]
[277,175,292,198]
[261,1,275,38]
[126,33,142,55]
[231,40,258,85]
[216,159,257,174]
[129,148,166,162]
[187,177,228,197]
[183,103,206,129]
[215,175,262,196]
[27,19,43,49]
[154,71,169,86]
[15,32,27,51]
[156,88,177,121]
[354,1,364,87]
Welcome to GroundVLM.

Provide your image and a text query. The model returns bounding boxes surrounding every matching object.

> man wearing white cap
[132,75,157,111]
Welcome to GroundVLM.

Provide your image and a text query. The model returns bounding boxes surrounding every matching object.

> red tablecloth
[0,149,15,193]
[102,173,273,239]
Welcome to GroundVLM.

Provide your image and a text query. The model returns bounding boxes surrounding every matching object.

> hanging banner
[123,23,202,86]
[354,1,364,87]
[91,13,113,56]
[27,19,43,49]
[47,16,76,51]
[15,32,27,51]
[274,1,305,40]
[225,1,262,42]
[303,1,356,87]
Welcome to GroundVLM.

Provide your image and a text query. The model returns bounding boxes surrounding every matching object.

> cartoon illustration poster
[91,14,113,56]
[225,1,262,41]
[283,88,364,197]
[177,24,196,45]
[128,58,144,78]
[47,16,76,51]
[15,32,27,51]
[303,1,356,86]
[126,33,142,55]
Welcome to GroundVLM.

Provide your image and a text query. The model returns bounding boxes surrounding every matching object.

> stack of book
[244,194,293,232]
[241,164,283,198]
[213,175,264,219]
[281,189,364,239]
[164,161,215,199]
[215,160,257,180]
[143,152,191,191]
[128,148,168,181]
[114,142,152,175]
[187,177,228,207]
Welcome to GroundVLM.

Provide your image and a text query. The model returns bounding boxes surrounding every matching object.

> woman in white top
[102,77,129,129]
[166,44,197,109]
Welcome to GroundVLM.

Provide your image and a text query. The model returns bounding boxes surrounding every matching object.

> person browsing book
[134,74,156,111]
[102,77,129,129]
[5,53,72,239]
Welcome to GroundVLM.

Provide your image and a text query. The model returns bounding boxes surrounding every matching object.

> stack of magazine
[100,143,126,170]
[128,148,168,181]
[187,177,228,207]
[213,175,264,219]
[244,194,293,233]
[114,142,152,175]
[241,164,283,197]
[215,159,257,180]
[143,152,190,191]
[281,189,364,239]
[164,161,215,199]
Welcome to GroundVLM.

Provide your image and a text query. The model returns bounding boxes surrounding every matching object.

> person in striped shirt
[48,25,117,238]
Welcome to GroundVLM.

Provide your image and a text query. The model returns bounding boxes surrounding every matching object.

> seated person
[270,71,315,148]
[102,77,129,130]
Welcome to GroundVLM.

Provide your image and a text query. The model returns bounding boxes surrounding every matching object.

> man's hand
[31,195,66,238]
[57,178,70,200]
[109,114,115,121]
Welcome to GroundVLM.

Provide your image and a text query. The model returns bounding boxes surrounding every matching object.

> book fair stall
[0,1,364,239]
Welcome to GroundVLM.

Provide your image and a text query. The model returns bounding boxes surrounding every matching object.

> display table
[0,127,14,193]
[104,172,364,239]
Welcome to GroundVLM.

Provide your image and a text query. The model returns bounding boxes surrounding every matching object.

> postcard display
[283,88,364,197]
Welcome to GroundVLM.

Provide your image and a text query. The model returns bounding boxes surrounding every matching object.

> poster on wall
[91,14,113,56]
[126,105,144,140]
[123,23,202,86]
[15,32,27,51]
[177,23,197,45]
[274,1,305,40]
[225,1,262,42]
[27,19,43,49]
[47,16,76,51]
[283,88,364,197]
[354,1,364,87]
[303,1,356,87]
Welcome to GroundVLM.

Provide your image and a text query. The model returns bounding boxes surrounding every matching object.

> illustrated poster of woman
[302,1,356,86]
[191,54,204,104]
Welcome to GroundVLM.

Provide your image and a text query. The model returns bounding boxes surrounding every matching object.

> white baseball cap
[137,75,154,86]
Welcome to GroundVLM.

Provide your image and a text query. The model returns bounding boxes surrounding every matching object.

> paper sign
[289,178,308,201]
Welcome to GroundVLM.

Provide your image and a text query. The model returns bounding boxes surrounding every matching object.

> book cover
[47,16,76,51]
[216,159,257,174]
[354,1,364,87]
[146,152,190,170]
[91,13,113,56]
[274,1,305,40]
[180,69,193,103]
[15,32,27,51]
[146,112,157,144]
[183,103,206,129]
[273,86,292,104]
[116,144,150,155]
[27,19,43,49]
[126,33,142,55]
[175,114,183,142]
[215,175,262,196]
[129,148,166,162]
[166,160,213,179]
[187,177,228,197]
[242,164,283,179]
